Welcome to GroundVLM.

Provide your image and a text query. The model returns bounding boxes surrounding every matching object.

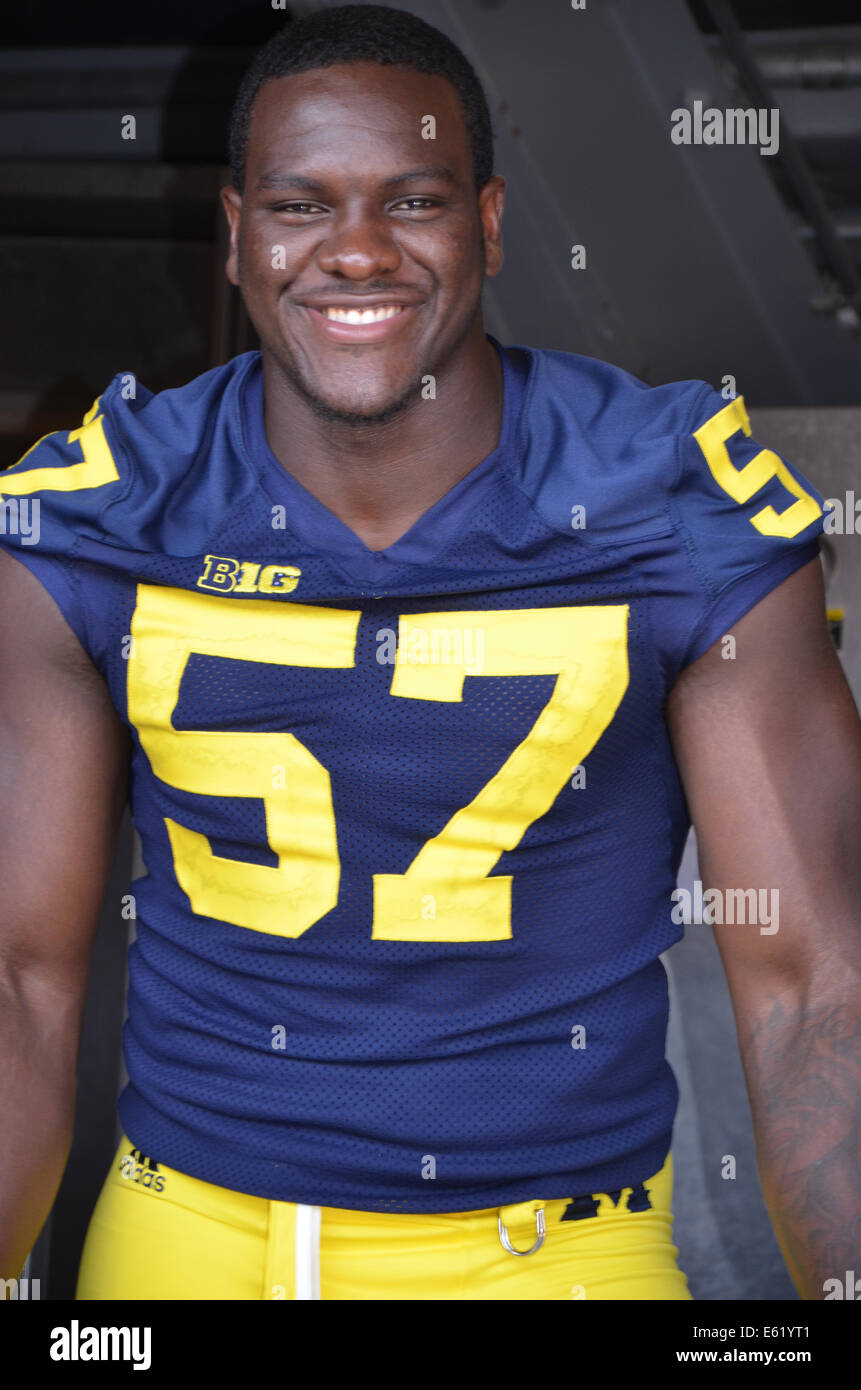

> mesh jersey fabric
[0,337,824,1212]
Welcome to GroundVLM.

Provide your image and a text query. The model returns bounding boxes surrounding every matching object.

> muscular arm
[667,556,861,1300]
[0,547,129,1278]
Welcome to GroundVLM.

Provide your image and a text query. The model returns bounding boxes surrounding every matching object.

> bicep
[666,556,861,1006]
[0,547,129,988]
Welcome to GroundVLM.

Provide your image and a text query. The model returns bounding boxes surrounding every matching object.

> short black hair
[228,3,494,195]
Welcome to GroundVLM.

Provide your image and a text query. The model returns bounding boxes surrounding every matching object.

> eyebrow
[256,165,458,192]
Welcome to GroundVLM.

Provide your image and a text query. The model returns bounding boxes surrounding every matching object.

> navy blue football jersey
[0,338,824,1211]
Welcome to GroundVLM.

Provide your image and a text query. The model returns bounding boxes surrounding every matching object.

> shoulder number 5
[693,396,821,538]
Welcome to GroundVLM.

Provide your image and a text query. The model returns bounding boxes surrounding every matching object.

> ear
[478,175,505,280]
[220,186,242,288]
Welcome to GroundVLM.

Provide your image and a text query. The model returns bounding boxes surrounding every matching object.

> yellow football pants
[76,1134,692,1300]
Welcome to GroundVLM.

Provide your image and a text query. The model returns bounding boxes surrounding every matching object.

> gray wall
[751,407,861,698]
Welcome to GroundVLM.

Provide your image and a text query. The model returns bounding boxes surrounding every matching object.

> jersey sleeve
[667,384,825,670]
[0,389,126,656]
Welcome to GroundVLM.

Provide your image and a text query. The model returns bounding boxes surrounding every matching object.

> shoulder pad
[0,353,260,559]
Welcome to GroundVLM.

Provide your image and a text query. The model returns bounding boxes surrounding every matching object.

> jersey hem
[681,538,821,668]
[0,543,92,658]
[116,1092,673,1215]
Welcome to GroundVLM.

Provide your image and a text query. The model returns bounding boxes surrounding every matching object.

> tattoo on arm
[741,995,861,1298]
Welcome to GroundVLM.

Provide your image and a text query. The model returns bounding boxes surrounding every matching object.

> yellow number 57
[128,588,629,944]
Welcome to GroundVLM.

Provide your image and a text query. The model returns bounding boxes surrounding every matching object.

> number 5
[693,397,820,538]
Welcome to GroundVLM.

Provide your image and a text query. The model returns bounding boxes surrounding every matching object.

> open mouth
[320,305,405,324]
[299,302,419,342]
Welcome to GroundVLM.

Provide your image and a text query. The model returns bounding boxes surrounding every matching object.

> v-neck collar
[239,335,524,583]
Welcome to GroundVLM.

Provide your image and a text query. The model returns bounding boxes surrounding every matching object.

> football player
[1,5,859,1301]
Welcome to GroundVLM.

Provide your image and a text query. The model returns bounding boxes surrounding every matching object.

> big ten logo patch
[118,1148,166,1192]
[197,554,301,595]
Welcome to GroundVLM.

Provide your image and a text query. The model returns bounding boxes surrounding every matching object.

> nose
[315,207,402,280]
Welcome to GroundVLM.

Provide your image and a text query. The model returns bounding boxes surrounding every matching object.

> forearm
[739,984,861,1301]
[0,969,80,1279]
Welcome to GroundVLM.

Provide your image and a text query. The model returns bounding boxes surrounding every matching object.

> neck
[260,324,503,551]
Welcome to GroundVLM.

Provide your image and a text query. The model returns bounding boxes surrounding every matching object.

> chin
[315,399,409,427]
[306,382,417,427]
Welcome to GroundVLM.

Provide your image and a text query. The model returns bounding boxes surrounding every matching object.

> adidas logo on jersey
[197,553,302,595]
[118,1148,166,1192]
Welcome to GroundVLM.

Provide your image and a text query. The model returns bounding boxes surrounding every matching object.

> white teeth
[320,305,405,323]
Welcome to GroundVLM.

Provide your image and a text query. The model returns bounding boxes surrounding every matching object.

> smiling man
[1,5,859,1303]
[223,41,506,551]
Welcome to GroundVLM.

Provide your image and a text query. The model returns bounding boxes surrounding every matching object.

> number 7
[373,606,629,940]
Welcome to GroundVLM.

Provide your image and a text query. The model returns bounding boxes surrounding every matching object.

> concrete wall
[751,406,861,700]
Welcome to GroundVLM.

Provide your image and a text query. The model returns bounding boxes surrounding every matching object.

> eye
[390,197,443,212]
[270,202,327,216]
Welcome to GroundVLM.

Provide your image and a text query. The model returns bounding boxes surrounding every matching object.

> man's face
[222,61,504,424]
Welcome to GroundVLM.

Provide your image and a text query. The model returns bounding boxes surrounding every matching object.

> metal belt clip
[498,1204,546,1256]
